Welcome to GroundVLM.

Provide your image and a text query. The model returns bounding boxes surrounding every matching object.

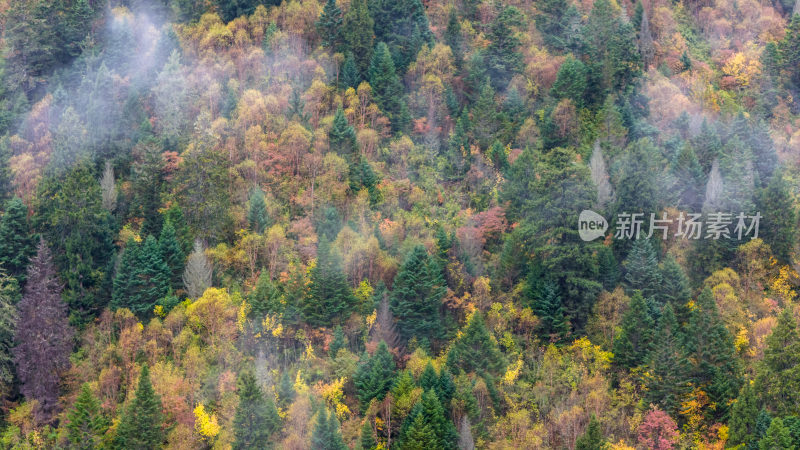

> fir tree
[390,245,447,344]
[0,197,35,284]
[311,408,348,450]
[645,304,690,417]
[534,0,580,52]
[329,325,346,357]
[360,419,377,450]
[343,0,374,74]
[485,5,524,90]
[113,365,164,449]
[112,236,171,317]
[0,269,18,403]
[66,383,109,450]
[402,413,439,450]
[729,382,760,448]
[329,106,359,158]
[623,238,662,302]
[756,307,800,416]
[658,255,691,309]
[354,340,396,410]
[444,8,464,69]
[277,370,296,409]
[575,415,605,450]
[551,55,588,107]
[597,246,620,291]
[756,171,797,263]
[233,370,281,449]
[250,269,283,318]
[471,78,500,150]
[612,291,655,369]
[317,0,343,51]
[247,187,269,234]
[758,418,794,450]
[446,313,506,376]
[303,237,356,326]
[420,361,439,392]
[13,240,73,422]
[400,390,458,450]
[159,221,185,293]
[369,0,433,72]
[368,42,409,133]
[341,52,361,88]
[531,279,569,339]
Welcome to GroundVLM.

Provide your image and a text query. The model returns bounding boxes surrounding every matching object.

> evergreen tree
[341,52,361,88]
[277,370,296,409]
[756,307,800,416]
[390,245,447,344]
[112,236,171,317]
[0,197,35,284]
[0,139,15,203]
[530,278,569,339]
[369,0,433,72]
[729,382,761,448]
[400,390,458,450]
[354,340,396,409]
[485,5,524,90]
[250,269,283,318]
[658,255,691,309]
[419,361,439,392]
[580,0,641,93]
[756,171,797,263]
[645,304,690,417]
[343,0,374,74]
[534,0,580,52]
[402,413,439,450]
[349,156,382,205]
[446,313,506,375]
[758,418,794,450]
[164,205,193,256]
[329,325,346,357]
[317,0,343,51]
[233,371,281,449]
[359,419,376,450]
[444,8,464,69]
[183,240,212,299]
[311,408,348,450]
[329,106,359,158]
[0,269,18,403]
[612,291,655,369]
[303,237,357,326]
[623,238,662,301]
[551,56,588,107]
[66,383,109,450]
[369,42,410,133]
[247,187,269,234]
[597,246,620,290]
[684,287,742,421]
[575,415,605,450]
[159,221,185,293]
[113,365,164,449]
[471,78,500,150]
[13,240,72,422]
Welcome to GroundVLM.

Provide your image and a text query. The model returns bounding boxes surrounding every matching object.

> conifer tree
[247,187,269,234]
[400,390,458,450]
[183,240,212,299]
[645,304,690,417]
[612,291,655,369]
[311,408,348,450]
[13,240,72,422]
[112,236,171,317]
[233,371,281,449]
[755,307,800,416]
[390,245,447,344]
[471,78,500,150]
[623,238,662,301]
[360,419,377,450]
[0,269,18,403]
[756,171,797,263]
[0,197,35,284]
[303,237,356,326]
[658,255,691,308]
[729,382,760,448]
[354,340,396,409]
[317,0,343,51]
[250,269,283,318]
[341,52,361,88]
[66,383,109,450]
[444,8,464,69]
[329,325,346,357]
[369,0,433,72]
[329,106,359,158]
[159,221,185,293]
[446,313,506,376]
[534,0,580,52]
[277,370,296,409]
[343,0,374,74]
[532,279,569,339]
[551,56,588,108]
[758,418,794,450]
[485,5,524,90]
[575,415,606,450]
[402,414,439,450]
[420,361,438,392]
[368,42,409,133]
[113,365,164,449]
[597,246,620,291]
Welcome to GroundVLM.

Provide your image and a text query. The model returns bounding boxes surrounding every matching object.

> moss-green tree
[0,197,35,284]
[233,371,281,449]
[368,42,409,133]
[66,383,109,450]
[113,365,164,449]
[302,237,356,326]
[390,245,447,344]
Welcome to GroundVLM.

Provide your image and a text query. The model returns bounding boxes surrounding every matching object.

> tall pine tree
[390,245,447,345]
[233,370,281,449]
[368,42,410,133]
[113,365,164,449]
[66,383,109,450]
[303,237,357,326]
[0,197,35,284]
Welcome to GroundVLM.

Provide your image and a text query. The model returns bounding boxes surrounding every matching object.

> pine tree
[758,418,794,450]
[113,365,164,449]
[183,240,212,299]
[66,383,109,450]
[330,325,346,357]
[756,171,797,263]
[551,55,588,108]
[575,415,605,450]
[485,5,524,90]
[390,245,447,344]
[623,238,662,302]
[233,371,281,449]
[755,307,800,416]
[13,240,72,422]
[311,408,348,450]
[0,269,18,403]
[360,418,377,450]
[341,52,361,88]
[444,8,464,69]
[159,221,185,293]
[0,197,35,284]
[531,279,569,339]
[645,304,690,417]
[446,313,506,376]
[354,340,396,410]
[317,0,343,51]
[112,236,171,317]
[400,390,458,450]
[303,237,356,326]
[612,291,655,369]
[729,382,760,448]
[342,0,374,74]
[247,187,269,234]
[368,42,409,133]
[369,0,433,73]
[329,106,359,158]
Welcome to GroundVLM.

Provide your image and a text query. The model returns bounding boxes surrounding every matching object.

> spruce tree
[159,221,185,293]
[755,307,800,416]
[277,370,296,409]
[13,240,72,422]
[368,42,409,133]
[303,237,356,326]
[113,365,164,449]
[369,0,433,72]
[551,56,588,108]
[658,255,691,308]
[532,279,569,339]
[444,8,464,69]
[402,413,439,450]
[400,390,458,450]
[390,245,447,344]
[0,269,18,403]
[66,383,109,450]
[758,418,794,450]
[311,408,348,450]
[446,313,506,376]
[112,236,171,317]
[342,0,374,74]
[419,362,438,392]
[341,52,361,88]
[359,419,377,450]
[597,246,620,291]
[317,0,343,51]
[729,382,760,448]
[329,106,359,158]
[250,269,283,318]
[534,0,580,52]
[612,291,655,369]
[233,371,281,449]
[756,171,797,263]
[575,415,605,450]
[645,304,690,417]
[485,5,524,90]
[247,187,269,234]
[623,238,662,302]
[0,197,35,284]
[354,340,396,410]
[329,325,346,357]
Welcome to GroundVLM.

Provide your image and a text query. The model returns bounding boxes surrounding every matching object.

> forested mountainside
[1,0,800,447]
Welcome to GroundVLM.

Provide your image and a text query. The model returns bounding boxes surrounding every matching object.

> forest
[1,0,800,447]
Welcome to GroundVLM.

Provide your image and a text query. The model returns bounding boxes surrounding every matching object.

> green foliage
[330,325,347,357]
[0,197,35,284]
[329,106,359,157]
[317,0,344,51]
[529,276,568,339]
[575,415,606,450]
[66,383,109,450]
[113,365,164,449]
[580,0,641,93]
[369,0,433,73]
[623,238,662,301]
[354,340,396,409]
[551,56,588,107]
[756,307,800,417]
[368,42,410,133]
[757,172,797,263]
[613,291,655,369]
[444,8,464,69]
[158,221,185,293]
[250,270,283,318]
[399,390,458,450]
[446,313,506,375]
[112,236,171,317]
[311,408,348,450]
[247,187,270,234]
[729,382,760,447]
[535,0,580,52]
[343,0,374,75]
[758,418,794,450]
[360,419,377,450]
[233,370,281,449]
[485,5,524,90]
[646,304,690,418]
[341,52,361,88]
[390,245,447,344]
[0,269,18,402]
[303,237,357,326]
